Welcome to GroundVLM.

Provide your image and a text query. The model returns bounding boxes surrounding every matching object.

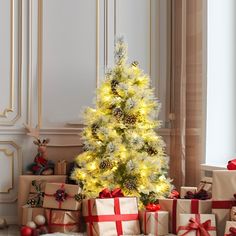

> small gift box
[177,214,216,236]
[159,199,212,234]
[54,160,68,175]
[43,183,82,210]
[21,205,45,225]
[197,177,212,194]
[224,221,236,236]
[180,187,197,199]
[45,209,83,233]
[139,210,168,236]
[27,180,46,207]
[83,188,140,236]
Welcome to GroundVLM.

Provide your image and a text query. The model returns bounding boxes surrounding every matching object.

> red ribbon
[85,198,138,236]
[172,199,199,234]
[177,214,216,236]
[44,184,74,209]
[226,227,236,236]
[212,200,236,209]
[143,211,159,235]
[98,188,124,198]
[145,203,161,212]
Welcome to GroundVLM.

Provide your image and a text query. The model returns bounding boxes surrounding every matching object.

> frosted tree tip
[114,36,128,65]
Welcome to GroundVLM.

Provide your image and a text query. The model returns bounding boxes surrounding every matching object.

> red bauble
[20,226,33,236]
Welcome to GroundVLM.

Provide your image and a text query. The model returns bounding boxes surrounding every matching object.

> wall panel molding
[0,0,22,126]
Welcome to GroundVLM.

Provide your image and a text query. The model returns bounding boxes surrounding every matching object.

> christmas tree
[71,38,172,205]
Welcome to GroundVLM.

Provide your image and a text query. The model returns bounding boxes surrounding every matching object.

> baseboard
[3,215,18,225]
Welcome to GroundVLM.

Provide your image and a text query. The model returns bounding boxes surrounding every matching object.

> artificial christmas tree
[71,38,172,205]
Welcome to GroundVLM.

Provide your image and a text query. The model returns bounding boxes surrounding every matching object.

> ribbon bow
[227,227,236,236]
[99,188,124,198]
[179,217,215,236]
[54,188,68,202]
[145,203,161,212]
[184,189,211,200]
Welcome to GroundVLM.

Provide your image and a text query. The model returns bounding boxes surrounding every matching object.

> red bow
[168,189,180,199]
[145,203,161,212]
[227,159,236,170]
[99,188,124,198]
[227,227,236,236]
[179,217,215,236]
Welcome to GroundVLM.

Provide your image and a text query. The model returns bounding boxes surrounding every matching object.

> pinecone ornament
[111,79,119,95]
[124,178,137,190]
[27,198,37,207]
[124,114,137,125]
[113,107,123,119]
[146,146,158,156]
[91,123,99,138]
[131,61,139,67]
[74,193,85,202]
[99,159,112,170]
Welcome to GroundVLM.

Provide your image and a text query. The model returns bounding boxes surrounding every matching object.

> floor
[0,225,20,236]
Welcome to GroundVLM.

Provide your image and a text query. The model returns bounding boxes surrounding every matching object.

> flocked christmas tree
[71,38,172,205]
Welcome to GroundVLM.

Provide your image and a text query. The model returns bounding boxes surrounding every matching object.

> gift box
[139,210,168,236]
[45,209,83,233]
[159,199,212,234]
[54,160,68,175]
[212,170,236,199]
[224,221,236,236]
[180,187,197,199]
[43,183,82,210]
[177,214,216,236]
[21,205,45,226]
[197,177,212,193]
[83,197,140,236]
[18,175,67,225]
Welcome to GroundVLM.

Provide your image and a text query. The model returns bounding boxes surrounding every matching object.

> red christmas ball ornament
[20,226,33,236]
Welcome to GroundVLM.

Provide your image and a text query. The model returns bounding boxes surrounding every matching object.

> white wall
[206,0,236,165]
[0,0,170,223]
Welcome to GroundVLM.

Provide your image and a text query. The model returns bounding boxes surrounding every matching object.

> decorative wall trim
[0,0,22,126]
[0,141,22,203]
[36,0,100,129]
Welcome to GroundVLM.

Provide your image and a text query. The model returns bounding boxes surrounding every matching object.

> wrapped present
[231,206,236,221]
[26,180,46,207]
[45,209,83,233]
[180,187,197,199]
[83,188,140,236]
[17,175,67,225]
[21,205,45,226]
[197,177,212,193]
[54,160,68,175]
[159,199,212,234]
[224,221,236,236]
[177,214,216,236]
[139,210,168,236]
[43,183,82,210]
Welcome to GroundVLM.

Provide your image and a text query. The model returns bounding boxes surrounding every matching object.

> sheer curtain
[169,0,205,189]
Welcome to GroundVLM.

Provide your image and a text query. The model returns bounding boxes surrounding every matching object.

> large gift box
[159,199,212,234]
[83,197,140,236]
[43,183,82,210]
[212,170,236,236]
[21,205,45,226]
[139,210,168,236]
[224,221,236,236]
[45,209,83,233]
[18,175,67,224]
[177,214,216,236]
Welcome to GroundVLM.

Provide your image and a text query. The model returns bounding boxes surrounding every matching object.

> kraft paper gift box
[180,187,198,199]
[139,210,168,236]
[197,177,213,193]
[17,175,67,225]
[224,221,236,236]
[54,160,68,175]
[45,209,83,233]
[21,205,45,225]
[83,197,140,236]
[177,214,216,236]
[212,170,236,236]
[43,183,82,210]
[159,198,212,234]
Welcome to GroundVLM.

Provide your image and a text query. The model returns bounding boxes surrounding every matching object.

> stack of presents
[18,168,236,235]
